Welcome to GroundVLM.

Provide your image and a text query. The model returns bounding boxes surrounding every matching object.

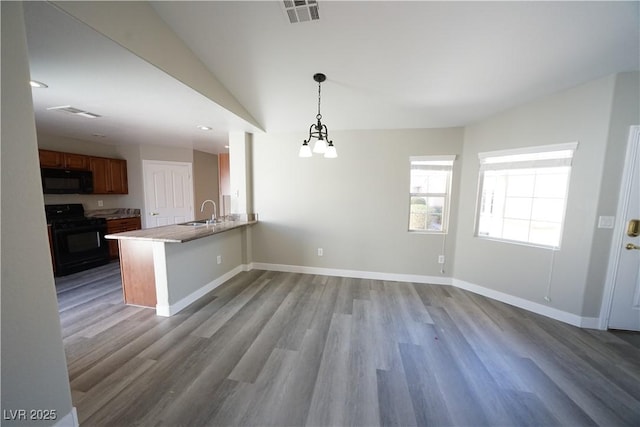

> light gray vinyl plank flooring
[55,262,640,427]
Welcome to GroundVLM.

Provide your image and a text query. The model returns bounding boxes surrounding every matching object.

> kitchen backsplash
[85,208,140,219]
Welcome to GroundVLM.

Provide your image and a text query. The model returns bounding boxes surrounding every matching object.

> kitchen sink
[178,219,227,227]
[178,219,211,227]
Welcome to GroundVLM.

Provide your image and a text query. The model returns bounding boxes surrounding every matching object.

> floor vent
[282,0,319,24]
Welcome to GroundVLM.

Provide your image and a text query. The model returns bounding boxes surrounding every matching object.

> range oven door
[52,223,109,276]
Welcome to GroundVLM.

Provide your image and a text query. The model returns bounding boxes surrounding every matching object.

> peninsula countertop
[105,218,257,243]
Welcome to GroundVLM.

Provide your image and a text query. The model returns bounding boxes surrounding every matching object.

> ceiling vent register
[283,0,319,24]
[47,105,101,119]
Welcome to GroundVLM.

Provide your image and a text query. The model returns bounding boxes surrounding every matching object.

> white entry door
[143,160,194,228]
[607,126,640,331]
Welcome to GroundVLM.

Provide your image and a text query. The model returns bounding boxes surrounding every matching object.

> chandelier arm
[304,123,316,143]
[320,124,330,142]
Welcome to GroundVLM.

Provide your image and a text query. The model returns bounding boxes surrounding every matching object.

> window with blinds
[475,143,578,248]
[409,155,455,233]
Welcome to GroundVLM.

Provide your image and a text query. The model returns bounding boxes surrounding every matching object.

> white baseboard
[53,407,78,427]
[250,262,452,285]
[579,316,602,329]
[452,278,601,329]
[156,264,248,317]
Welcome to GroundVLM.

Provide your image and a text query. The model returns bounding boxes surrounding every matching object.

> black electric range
[45,204,109,276]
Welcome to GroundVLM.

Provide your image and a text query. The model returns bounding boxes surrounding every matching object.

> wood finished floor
[55,262,640,427]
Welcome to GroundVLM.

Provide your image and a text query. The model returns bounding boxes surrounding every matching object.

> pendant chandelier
[299,73,337,158]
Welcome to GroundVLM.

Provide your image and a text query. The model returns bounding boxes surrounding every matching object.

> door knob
[626,243,640,250]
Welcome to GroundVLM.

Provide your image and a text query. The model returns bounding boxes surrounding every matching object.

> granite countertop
[105,214,258,243]
[85,208,141,220]
[105,220,256,243]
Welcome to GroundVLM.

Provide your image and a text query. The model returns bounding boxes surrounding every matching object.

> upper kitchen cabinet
[38,149,129,194]
[89,157,128,194]
[39,149,89,170]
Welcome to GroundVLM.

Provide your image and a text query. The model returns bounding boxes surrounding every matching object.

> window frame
[408,155,456,234]
[474,142,578,249]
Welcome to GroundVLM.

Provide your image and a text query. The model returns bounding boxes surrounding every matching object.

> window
[476,143,577,248]
[409,155,455,233]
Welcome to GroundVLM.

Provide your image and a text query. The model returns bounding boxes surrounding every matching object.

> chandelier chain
[317,79,322,120]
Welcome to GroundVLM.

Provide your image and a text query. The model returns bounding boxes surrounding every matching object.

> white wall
[1,2,75,425]
[164,228,244,305]
[229,132,253,215]
[194,150,220,221]
[453,75,621,319]
[251,128,464,278]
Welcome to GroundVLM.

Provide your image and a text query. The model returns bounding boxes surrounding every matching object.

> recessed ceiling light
[30,80,48,88]
[197,125,212,131]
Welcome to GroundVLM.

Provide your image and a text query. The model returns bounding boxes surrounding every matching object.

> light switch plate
[598,216,615,229]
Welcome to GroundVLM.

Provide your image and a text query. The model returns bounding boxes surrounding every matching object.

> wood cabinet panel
[39,150,90,170]
[39,150,64,168]
[64,152,89,170]
[90,157,128,194]
[108,159,128,194]
[106,217,141,259]
[119,240,156,308]
[89,157,109,193]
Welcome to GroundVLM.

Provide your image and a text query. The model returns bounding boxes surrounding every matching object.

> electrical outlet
[438,255,445,264]
[217,255,222,265]
[97,200,104,207]
[317,248,323,257]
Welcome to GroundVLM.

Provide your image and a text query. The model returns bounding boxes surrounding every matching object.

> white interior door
[143,160,194,228]
[608,126,640,331]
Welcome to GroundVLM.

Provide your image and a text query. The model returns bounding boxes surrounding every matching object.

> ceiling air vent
[47,105,101,119]
[282,0,319,24]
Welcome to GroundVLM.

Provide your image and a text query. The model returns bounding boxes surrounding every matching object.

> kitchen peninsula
[106,215,257,316]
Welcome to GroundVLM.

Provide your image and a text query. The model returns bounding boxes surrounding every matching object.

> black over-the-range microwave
[41,168,93,194]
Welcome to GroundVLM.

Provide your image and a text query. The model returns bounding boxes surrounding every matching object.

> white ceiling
[25,1,639,154]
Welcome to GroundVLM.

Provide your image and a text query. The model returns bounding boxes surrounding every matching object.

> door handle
[150,212,159,216]
[626,243,640,250]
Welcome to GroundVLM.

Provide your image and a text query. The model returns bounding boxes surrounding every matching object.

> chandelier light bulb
[299,142,312,158]
[324,142,338,158]
[313,138,327,153]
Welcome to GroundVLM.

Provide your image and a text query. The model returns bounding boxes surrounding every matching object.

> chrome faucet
[200,199,217,221]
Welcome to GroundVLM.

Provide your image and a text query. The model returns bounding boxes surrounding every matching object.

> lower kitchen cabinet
[106,217,141,259]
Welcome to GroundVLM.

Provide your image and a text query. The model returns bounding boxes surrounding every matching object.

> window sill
[475,235,560,250]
